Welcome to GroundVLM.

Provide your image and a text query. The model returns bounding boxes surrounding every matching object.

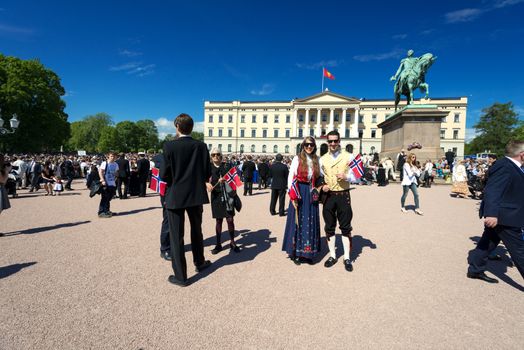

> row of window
[208,108,292,112]
[208,128,378,139]
[208,144,291,154]
[441,129,461,139]
[209,114,292,124]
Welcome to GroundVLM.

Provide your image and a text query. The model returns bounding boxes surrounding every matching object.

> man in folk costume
[320,130,357,272]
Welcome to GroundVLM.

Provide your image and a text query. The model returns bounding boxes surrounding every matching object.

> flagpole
[321,67,324,92]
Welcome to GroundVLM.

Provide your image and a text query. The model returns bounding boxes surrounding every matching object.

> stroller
[5,169,20,198]
[467,175,484,199]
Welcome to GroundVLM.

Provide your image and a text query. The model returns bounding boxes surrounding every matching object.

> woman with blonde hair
[282,136,322,265]
[451,159,469,198]
[400,152,423,215]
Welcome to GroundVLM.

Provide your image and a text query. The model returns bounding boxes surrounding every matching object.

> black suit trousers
[322,192,353,237]
[244,179,253,195]
[160,196,170,252]
[139,177,147,197]
[270,189,286,215]
[116,176,129,198]
[167,205,206,282]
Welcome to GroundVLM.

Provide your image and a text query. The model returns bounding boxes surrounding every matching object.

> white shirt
[287,155,313,189]
[401,163,421,186]
[506,156,523,169]
[318,150,357,184]
[100,161,119,186]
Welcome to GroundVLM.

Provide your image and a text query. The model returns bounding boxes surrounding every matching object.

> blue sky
[1,0,523,140]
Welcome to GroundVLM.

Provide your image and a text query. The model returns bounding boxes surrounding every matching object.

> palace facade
[204,91,467,157]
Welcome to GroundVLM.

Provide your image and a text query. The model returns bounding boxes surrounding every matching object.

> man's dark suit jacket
[242,161,256,180]
[269,162,289,190]
[445,151,455,166]
[160,137,211,210]
[116,158,130,178]
[137,158,150,179]
[480,157,524,228]
[258,162,270,177]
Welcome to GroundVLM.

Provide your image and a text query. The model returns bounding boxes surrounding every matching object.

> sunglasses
[304,143,315,148]
[327,139,340,144]
[211,154,221,157]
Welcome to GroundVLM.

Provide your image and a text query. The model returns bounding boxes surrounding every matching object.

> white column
[316,108,322,137]
[292,108,298,137]
[342,108,347,138]
[351,107,360,138]
[328,108,335,132]
[305,109,310,136]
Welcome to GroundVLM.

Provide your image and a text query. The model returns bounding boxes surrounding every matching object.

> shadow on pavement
[0,262,37,279]
[189,229,275,284]
[317,234,377,264]
[469,236,523,292]
[116,206,161,216]
[3,221,91,236]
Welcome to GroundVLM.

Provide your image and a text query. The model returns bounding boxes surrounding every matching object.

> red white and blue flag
[149,167,167,196]
[349,154,365,180]
[288,176,302,201]
[223,166,243,190]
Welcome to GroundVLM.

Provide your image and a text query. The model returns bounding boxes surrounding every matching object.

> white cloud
[465,128,480,142]
[420,29,435,35]
[0,22,34,35]
[392,34,407,40]
[63,90,76,98]
[296,59,341,70]
[119,49,143,57]
[250,83,274,96]
[445,8,484,23]
[353,49,403,62]
[194,121,204,133]
[493,0,524,8]
[109,62,141,71]
[109,62,155,77]
[155,118,204,139]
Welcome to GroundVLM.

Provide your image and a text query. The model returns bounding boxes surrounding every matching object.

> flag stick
[321,67,324,92]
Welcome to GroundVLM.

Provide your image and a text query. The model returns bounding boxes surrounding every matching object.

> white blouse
[401,163,421,186]
[287,155,313,189]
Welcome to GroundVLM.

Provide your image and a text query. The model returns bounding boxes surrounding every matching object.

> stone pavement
[1,181,522,349]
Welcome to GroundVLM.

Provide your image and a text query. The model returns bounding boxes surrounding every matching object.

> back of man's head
[275,154,283,162]
[505,140,524,158]
[175,113,194,135]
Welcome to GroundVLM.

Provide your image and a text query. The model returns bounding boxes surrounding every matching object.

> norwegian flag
[288,176,302,201]
[149,167,167,196]
[223,166,243,191]
[349,154,365,179]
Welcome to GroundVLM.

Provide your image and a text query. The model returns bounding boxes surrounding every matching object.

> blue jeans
[401,183,419,209]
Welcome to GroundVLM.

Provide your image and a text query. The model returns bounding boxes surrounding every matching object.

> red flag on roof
[323,68,335,80]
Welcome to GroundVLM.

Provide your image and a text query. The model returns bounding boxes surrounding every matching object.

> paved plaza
[1,181,523,349]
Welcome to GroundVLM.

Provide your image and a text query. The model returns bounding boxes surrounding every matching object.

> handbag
[89,180,102,198]
[311,187,320,203]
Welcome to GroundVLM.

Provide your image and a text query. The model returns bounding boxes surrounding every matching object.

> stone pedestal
[377,105,448,162]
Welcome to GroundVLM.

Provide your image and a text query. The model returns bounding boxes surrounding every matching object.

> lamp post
[0,108,20,135]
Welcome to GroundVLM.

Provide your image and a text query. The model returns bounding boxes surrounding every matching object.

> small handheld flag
[223,166,243,190]
[149,167,167,196]
[288,177,302,201]
[349,154,365,180]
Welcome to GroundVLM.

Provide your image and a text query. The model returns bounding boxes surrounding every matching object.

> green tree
[468,102,520,156]
[135,119,159,150]
[191,131,204,142]
[115,120,139,152]
[0,54,70,152]
[68,113,113,152]
[97,126,119,153]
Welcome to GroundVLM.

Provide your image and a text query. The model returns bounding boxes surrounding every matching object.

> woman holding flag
[282,137,322,265]
[207,148,241,254]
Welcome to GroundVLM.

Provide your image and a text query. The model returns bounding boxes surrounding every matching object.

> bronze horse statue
[392,53,437,111]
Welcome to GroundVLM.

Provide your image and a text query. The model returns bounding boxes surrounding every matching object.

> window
[358,115,364,123]
[285,145,289,153]
[218,144,222,150]
[240,144,244,152]
[454,113,460,123]
[442,116,447,122]
[263,115,268,123]
[345,129,350,138]
[228,115,233,123]
[298,129,303,138]
[218,115,223,123]
[208,129,213,137]
[358,129,363,138]
[208,144,212,150]
[440,129,446,139]
[251,144,255,152]
[453,147,458,154]
[209,115,213,123]
[228,129,232,137]
[262,129,268,138]
[252,115,256,123]
[334,113,339,122]
[262,145,267,153]
[286,114,290,123]
[346,113,351,122]
[240,129,245,137]
[453,129,459,139]
[371,129,377,138]
[310,128,314,137]
[285,129,290,138]
[310,114,315,122]
[273,145,278,153]
[299,114,304,122]
[218,129,223,137]
[322,114,327,122]
[227,144,232,152]
[241,115,245,123]
[274,115,279,123]
[321,129,326,136]
[251,129,256,137]
[372,114,377,123]
[274,129,279,138]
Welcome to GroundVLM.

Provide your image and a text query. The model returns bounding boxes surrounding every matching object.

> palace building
[204,91,467,157]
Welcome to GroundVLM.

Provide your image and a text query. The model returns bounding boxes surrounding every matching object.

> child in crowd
[53,175,64,195]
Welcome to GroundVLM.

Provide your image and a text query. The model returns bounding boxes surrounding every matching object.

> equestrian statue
[390,49,437,111]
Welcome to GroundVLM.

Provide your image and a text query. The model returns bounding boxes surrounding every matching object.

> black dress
[210,163,234,219]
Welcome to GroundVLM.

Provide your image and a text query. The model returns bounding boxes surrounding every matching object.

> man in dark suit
[115,153,130,199]
[64,156,75,190]
[28,157,42,192]
[153,152,171,261]
[445,149,455,171]
[269,154,289,216]
[160,113,212,287]
[242,155,256,196]
[467,140,524,283]
[257,158,270,190]
[137,152,150,197]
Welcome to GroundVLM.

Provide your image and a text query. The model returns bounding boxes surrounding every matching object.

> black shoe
[488,254,502,261]
[230,244,241,253]
[344,259,353,272]
[98,212,111,218]
[211,245,222,255]
[324,257,338,268]
[160,250,172,261]
[168,275,188,287]
[195,260,211,272]
[279,213,286,217]
[0,233,4,237]
[467,272,498,283]
[270,211,277,216]
[292,256,301,265]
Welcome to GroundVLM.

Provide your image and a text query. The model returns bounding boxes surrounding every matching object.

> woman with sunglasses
[400,152,424,215]
[207,148,241,254]
[282,137,322,265]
